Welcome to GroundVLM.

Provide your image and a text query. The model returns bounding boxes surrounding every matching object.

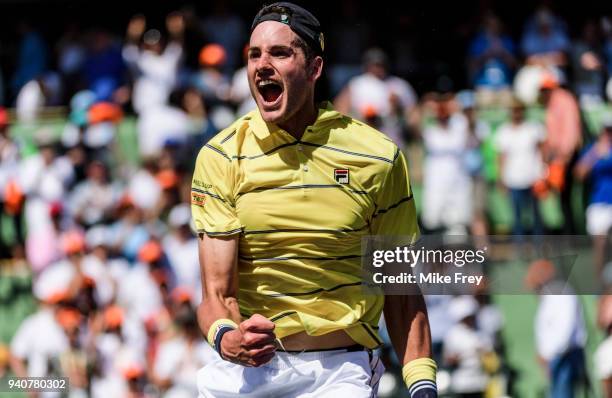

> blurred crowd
[1,2,612,398]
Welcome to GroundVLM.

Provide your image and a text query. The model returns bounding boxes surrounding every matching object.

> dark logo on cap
[334,169,349,184]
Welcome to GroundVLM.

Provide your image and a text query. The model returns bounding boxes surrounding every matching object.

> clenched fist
[220,314,277,367]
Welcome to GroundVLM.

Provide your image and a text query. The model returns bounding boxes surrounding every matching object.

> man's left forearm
[384,293,432,364]
[385,293,437,396]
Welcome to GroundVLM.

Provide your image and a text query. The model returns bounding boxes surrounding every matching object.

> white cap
[168,204,192,228]
[448,295,479,322]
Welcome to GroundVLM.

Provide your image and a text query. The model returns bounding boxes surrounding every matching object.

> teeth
[258,80,278,87]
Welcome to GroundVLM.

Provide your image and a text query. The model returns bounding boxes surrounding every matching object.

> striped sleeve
[370,148,419,239]
[191,144,242,236]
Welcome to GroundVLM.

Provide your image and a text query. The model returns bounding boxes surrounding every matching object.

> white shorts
[586,203,612,235]
[197,349,385,398]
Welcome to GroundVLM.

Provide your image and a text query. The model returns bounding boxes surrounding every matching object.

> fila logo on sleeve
[334,169,349,184]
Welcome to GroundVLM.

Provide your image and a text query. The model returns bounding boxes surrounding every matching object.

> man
[443,296,495,397]
[525,260,588,398]
[0,106,23,258]
[334,47,417,148]
[539,74,581,233]
[10,275,70,398]
[191,3,436,397]
[575,116,612,276]
[420,94,472,234]
[123,12,184,115]
[495,97,545,235]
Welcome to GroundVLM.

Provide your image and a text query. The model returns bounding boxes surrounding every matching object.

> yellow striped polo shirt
[191,102,419,348]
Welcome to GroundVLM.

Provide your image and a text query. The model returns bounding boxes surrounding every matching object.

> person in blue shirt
[521,8,570,69]
[575,117,612,276]
[10,21,48,97]
[467,13,517,90]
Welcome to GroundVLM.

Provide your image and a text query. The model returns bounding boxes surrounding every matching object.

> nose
[253,53,274,77]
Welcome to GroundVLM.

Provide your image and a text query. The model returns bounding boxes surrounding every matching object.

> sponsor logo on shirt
[334,169,349,184]
[191,192,206,207]
[193,179,213,189]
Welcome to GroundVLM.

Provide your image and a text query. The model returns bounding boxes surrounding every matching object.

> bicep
[199,234,239,300]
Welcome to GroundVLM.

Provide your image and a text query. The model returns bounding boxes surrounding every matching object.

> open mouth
[257,80,283,105]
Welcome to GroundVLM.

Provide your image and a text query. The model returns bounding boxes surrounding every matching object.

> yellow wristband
[207,318,238,348]
[402,357,437,388]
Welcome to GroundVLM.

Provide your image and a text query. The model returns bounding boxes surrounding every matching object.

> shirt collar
[249,102,342,139]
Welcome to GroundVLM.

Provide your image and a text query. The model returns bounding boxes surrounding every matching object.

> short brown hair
[291,36,317,66]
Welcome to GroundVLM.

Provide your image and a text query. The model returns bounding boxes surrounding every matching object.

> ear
[309,56,323,82]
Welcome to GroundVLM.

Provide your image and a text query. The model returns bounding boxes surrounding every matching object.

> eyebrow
[248,44,295,54]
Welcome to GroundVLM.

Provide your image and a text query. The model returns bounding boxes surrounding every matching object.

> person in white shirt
[421,96,473,234]
[127,160,162,215]
[92,309,147,398]
[10,277,70,398]
[15,79,46,122]
[123,14,184,115]
[443,295,494,397]
[20,134,75,272]
[495,98,545,235]
[334,47,417,147]
[10,306,68,398]
[93,306,146,380]
[82,226,117,306]
[116,241,164,322]
[19,133,75,229]
[69,160,121,227]
[525,259,587,398]
[136,99,192,159]
[39,230,115,309]
[162,204,200,296]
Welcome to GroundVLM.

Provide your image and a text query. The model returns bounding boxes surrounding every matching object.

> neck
[277,101,318,140]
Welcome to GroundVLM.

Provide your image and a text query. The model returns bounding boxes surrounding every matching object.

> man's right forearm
[197,295,241,360]
[196,234,241,338]
[196,233,276,366]
[197,295,241,337]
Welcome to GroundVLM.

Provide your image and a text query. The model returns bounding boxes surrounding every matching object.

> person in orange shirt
[539,74,582,233]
